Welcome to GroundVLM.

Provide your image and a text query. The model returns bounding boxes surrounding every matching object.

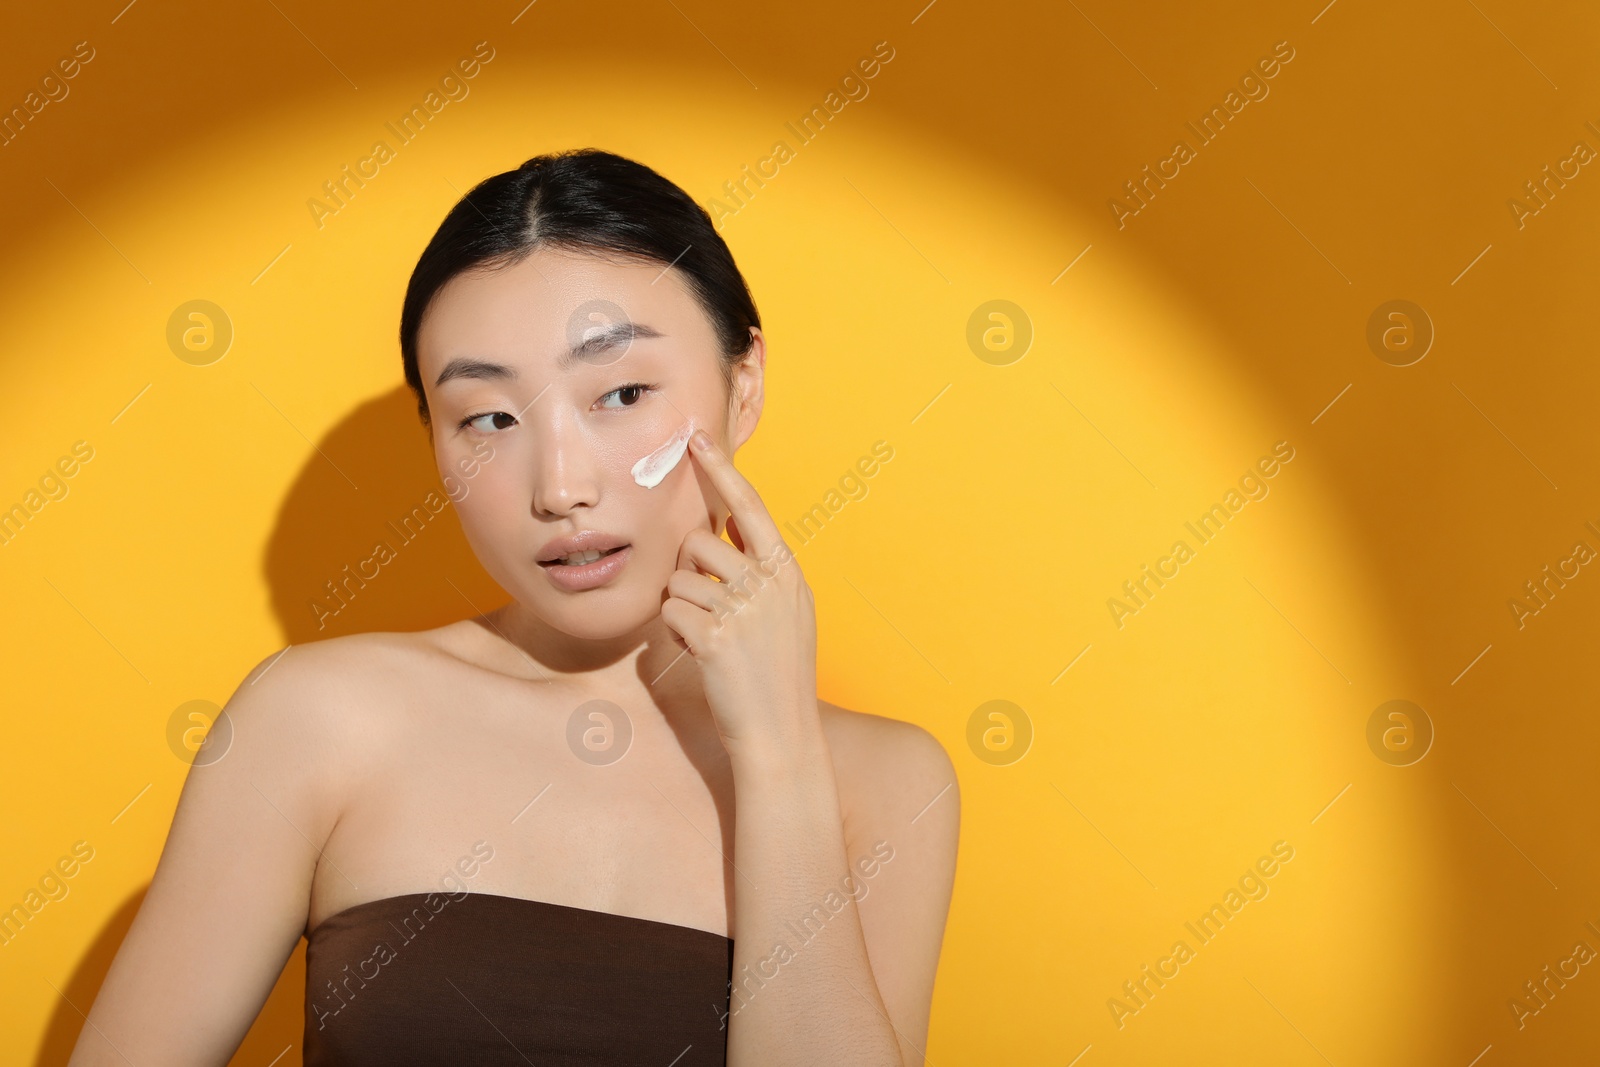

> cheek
[630,467,717,572]
[448,491,504,552]
[603,431,657,482]
[618,410,705,490]
[447,468,527,536]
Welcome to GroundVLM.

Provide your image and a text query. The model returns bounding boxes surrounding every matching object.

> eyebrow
[433,321,666,387]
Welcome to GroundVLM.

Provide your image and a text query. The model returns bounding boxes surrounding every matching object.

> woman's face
[415,245,763,641]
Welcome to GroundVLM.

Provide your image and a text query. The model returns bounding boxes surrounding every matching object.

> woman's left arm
[661,429,960,1067]
[725,713,960,1067]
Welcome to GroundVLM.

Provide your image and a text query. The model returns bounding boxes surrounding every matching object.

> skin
[67,245,960,1067]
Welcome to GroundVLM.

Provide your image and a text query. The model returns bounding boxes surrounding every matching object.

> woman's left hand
[660,429,820,764]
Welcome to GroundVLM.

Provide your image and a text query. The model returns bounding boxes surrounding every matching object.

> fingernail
[691,429,711,450]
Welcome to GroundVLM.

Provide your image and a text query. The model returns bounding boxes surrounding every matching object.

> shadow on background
[33,890,144,1067]
[265,386,507,644]
[37,386,508,1064]
[33,886,305,1066]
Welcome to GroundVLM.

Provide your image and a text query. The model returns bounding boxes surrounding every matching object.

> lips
[542,545,626,567]
[539,543,633,592]
[535,529,631,565]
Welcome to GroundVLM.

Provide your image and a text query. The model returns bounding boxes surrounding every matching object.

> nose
[529,406,601,518]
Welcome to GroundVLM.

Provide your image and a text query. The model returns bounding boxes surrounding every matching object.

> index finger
[688,429,786,562]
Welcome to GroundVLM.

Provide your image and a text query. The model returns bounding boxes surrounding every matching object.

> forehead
[416,245,708,375]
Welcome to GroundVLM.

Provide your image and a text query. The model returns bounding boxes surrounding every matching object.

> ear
[727,327,766,453]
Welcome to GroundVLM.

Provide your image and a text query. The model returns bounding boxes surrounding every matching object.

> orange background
[1,0,1597,1064]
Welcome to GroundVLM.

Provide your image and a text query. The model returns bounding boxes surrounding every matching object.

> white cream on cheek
[631,418,696,489]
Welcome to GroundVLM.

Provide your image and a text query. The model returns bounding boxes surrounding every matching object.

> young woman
[69,148,960,1067]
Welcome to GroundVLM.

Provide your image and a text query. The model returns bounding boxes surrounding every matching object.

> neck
[477,599,713,728]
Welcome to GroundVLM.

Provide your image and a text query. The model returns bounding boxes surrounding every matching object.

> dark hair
[398,148,761,430]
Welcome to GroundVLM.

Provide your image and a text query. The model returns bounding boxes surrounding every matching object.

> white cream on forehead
[632,419,695,489]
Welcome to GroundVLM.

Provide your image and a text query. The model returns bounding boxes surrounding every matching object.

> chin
[551,601,660,641]
[511,574,667,642]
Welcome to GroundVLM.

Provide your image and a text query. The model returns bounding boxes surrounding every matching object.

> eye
[458,411,516,434]
[598,382,655,409]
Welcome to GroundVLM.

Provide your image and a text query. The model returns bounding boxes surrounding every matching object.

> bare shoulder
[818,699,960,830]
[231,629,443,725]
[237,627,432,694]
[219,629,452,784]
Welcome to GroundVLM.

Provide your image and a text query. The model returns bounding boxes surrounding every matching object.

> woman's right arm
[68,645,349,1066]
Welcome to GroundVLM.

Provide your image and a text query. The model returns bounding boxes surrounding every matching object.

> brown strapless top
[303,891,735,1066]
